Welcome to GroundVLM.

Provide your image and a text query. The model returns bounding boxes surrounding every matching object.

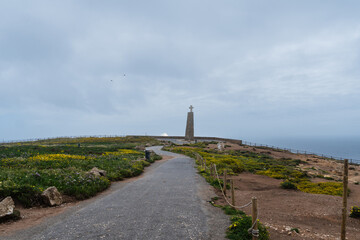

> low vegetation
[350,206,360,219]
[217,205,269,240]
[166,145,345,196]
[280,180,297,190]
[0,136,161,207]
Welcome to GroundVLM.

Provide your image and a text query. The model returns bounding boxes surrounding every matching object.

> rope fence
[194,152,259,237]
[242,140,360,165]
[213,164,252,209]
[194,148,354,239]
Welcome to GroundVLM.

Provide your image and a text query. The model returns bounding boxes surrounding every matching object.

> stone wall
[129,135,243,145]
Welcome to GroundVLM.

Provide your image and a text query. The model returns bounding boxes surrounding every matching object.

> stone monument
[185,105,194,141]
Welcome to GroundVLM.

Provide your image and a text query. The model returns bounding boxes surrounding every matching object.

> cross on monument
[189,105,194,112]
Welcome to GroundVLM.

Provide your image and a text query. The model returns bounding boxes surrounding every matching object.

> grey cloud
[1,1,360,140]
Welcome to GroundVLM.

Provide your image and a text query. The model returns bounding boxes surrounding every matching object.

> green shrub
[197,167,225,189]
[0,182,42,207]
[281,180,297,190]
[222,206,269,240]
[0,209,21,223]
[350,206,360,218]
[151,154,163,162]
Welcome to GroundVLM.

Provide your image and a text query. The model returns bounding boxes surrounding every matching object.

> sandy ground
[208,143,360,239]
[0,155,174,236]
[215,173,360,240]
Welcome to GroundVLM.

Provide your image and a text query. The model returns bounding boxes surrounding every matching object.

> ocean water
[245,137,360,164]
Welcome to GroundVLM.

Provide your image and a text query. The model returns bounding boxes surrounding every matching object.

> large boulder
[88,167,107,177]
[42,187,63,206]
[0,197,15,218]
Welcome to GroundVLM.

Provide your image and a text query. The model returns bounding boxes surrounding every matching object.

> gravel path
[3,146,228,240]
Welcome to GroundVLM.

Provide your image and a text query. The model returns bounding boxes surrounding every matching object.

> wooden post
[223,169,227,196]
[252,197,258,240]
[341,159,349,240]
[212,164,215,178]
[231,179,235,206]
[210,163,214,178]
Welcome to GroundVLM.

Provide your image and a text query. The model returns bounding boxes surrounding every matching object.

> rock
[285,226,292,232]
[88,167,107,177]
[0,197,15,218]
[0,209,21,223]
[42,187,63,206]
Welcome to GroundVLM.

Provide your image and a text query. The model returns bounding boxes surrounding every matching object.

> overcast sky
[1,1,360,142]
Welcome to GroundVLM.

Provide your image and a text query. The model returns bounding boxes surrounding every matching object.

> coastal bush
[0,136,160,158]
[296,181,343,196]
[221,206,269,240]
[167,147,245,174]
[197,166,225,189]
[281,180,297,190]
[146,153,163,163]
[0,137,156,207]
[189,142,210,148]
[250,165,306,180]
[0,168,111,206]
[350,206,360,218]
